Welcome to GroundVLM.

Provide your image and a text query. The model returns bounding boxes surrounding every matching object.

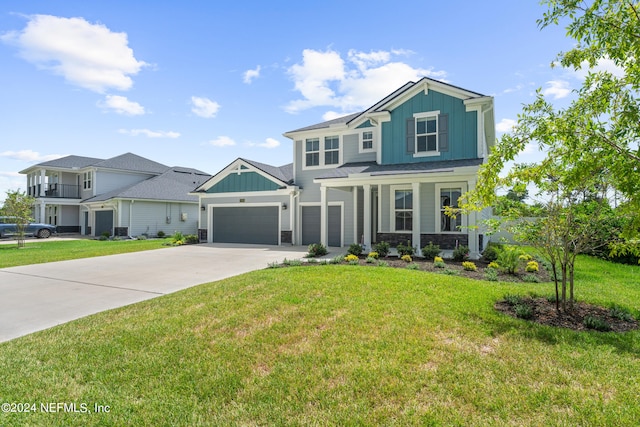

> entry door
[328,205,341,247]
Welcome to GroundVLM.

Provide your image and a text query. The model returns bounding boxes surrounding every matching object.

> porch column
[353,186,358,245]
[467,179,479,258]
[320,186,328,247]
[363,184,371,251]
[412,182,421,256]
[38,201,45,223]
[39,170,46,197]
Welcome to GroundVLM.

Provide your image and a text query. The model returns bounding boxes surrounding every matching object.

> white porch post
[363,184,371,251]
[412,182,421,256]
[353,186,358,245]
[39,170,46,197]
[320,186,328,247]
[467,179,479,258]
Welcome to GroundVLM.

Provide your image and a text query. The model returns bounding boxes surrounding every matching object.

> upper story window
[83,171,92,190]
[305,138,320,167]
[324,136,339,165]
[408,111,448,157]
[362,131,373,151]
[416,115,437,153]
[303,136,341,169]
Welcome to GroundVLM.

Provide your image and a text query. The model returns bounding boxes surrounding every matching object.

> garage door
[212,206,279,245]
[95,210,113,237]
[301,205,342,246]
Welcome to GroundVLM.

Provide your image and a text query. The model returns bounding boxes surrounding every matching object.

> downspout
[290,190,299,245]
[129,200,134,237]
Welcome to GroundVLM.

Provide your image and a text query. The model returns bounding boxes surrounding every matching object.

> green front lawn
[0,239,170,268]
[0,256,638,426]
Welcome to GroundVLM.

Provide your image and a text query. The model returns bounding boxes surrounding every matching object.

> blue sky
[0,0,608,202]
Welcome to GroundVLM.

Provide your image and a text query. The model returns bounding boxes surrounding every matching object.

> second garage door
[212,206,279,245]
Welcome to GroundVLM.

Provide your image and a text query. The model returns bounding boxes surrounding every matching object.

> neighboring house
[193,77,495,257]
[20,153,211,237]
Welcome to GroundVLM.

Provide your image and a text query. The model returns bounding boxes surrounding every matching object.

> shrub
[367,251,379,259]
[488,261,500,269]
[306,258,318,264]
[584,315,611,332]
[452,245,469,262]
[282,258,303,267]
[157,230,165,238]
[462,261,477,271]
[421,242,441,260]
[519,254,533,262]
[101,231,111,238]
[377,260,389,267]
[347,243,363,257]
[609,304,634,321]
[307,243,328,258]
[185,234,199,244]
[525,261,539,272]
[515,304,533,319]
[522,274,541,283]
[98,235,108,241]
[136,234,147,240]
[434,256,446,268]
[374,241,390,257]
[497,246,523,274]
[345,254,359,263]
[503,294,524,306]
[329,255,344,264]
[365,256,377,264]
[401,254,412,263]
[484,268,499,281]
[441,268,459,276]
[482,242,502,262]
[406,263,420,270]
[267,261,280,269]
[171,231,185,245]
[396,241,415,257]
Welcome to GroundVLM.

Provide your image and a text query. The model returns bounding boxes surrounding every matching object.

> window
[83,171,92,190]
[394,190,413,231]
[440,188,462,232]
[362,131,373,151]
[416,115,438,153]
[305,138,320,167]
[324,136,339,165]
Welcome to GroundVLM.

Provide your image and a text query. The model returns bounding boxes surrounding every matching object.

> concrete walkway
[0,243,316,343]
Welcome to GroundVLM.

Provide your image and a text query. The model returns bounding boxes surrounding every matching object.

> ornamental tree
[1,189,36,248]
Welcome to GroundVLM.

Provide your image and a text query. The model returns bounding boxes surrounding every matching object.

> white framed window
[393,188,413,232]
[360,130,374,152]
[83,171,92,190]
[413,111,440,157]
[324,136,339,165]
[305,138,320,167]
[302,135,341,169]
[435,184,466,233]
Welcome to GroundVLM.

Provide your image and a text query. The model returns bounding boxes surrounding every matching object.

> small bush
[434,256,446,268]
[396,241,415,257]
[345,254,359,263]
[406,263,420,270]
[267,261,280,269]
[307,243,328,258]
[484,268,499,281]
[488,261,500,269]
[306,258,318,264]
[452,245,469,262]
[584,315,611,331]
[434,256,444,263]
[365,256,377,264]
[367,251,379,259]
[522,274,541,283]
[482,242,502,262]
[185,234,199,244]
[329,255,344,264]
[609,304,634,321]
[503,294,524,306]
[374,241,390,258]
[377,260,389,267]
[282,258,303,267]
[519,254,533,262]
[98,235,108,241]
[421,242,441,260]
[525,261,539,272]
[497,246,524,274]
[515,304,533,319]
[101,231,111,238]
[462,261,477,271]
[136,234,147,240]
[157,230,165,238]
[401,254,412,263]
[441,268,460,276]
[347,243,363,257]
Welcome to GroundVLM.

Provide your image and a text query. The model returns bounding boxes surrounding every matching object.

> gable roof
[241,158,294,184]
[83,167,211,203]
[20,155,103,173]
[193,157,295,193]
[20,152,169,175]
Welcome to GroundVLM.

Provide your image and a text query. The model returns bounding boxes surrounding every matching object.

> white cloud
[573,57,626,80]
[542,80,571,99]
[0,150,64,162]
[118,129,180,138]
[247,137,281,149]
[208,136,236,147]
[99,95,145,115]
[191,96,220,118]
[1,14,146,93]
[285,48,447,114]
[243,66,261,84]
[496,118,517,133]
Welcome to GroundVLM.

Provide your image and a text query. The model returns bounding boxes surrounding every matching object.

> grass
[0,239,170,268]
[0,255,638,425]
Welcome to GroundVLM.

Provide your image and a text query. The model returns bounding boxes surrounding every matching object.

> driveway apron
[0,243,310,343]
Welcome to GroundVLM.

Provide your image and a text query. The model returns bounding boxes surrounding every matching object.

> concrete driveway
[0,243,313,343]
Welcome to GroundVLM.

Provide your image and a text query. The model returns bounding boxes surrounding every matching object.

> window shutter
[406,118,415,153]
[438,114,449,152]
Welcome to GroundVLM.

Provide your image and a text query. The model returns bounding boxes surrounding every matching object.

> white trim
[328,201,344,247]
[197,188,293,198]
[390,184,413,233]
[205,202,282,245]
[358,128,376,154]
[434,182,468,234]
[301,135,344,171]
[413,110,440,158]
[195,158,292,193]
[353,186,358,244]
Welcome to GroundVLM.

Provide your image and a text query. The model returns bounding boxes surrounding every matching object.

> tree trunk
[552,263,560,311]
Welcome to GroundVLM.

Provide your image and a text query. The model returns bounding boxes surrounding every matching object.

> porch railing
[28,184,81,199]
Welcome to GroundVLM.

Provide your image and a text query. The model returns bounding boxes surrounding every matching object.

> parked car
[0,216,57,238]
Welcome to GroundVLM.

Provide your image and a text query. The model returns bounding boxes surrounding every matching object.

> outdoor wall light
[282,203,287,210]
[201,206,205,211]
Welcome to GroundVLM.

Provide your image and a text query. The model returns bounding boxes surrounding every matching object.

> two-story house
[193,78,494,257]
[20,152,211,237]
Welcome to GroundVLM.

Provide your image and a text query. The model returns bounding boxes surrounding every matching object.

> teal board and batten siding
[206,172,280,193]
[381,90,478,165]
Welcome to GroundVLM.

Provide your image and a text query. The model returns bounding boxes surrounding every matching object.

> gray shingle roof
[241,158,294,184]
[315,158,484,180]
[93,152,169,174]
[32,155,104,169]
[83,167,211,203]
[286,112,362,133]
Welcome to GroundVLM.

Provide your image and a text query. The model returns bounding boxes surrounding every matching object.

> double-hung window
[362,131,373,151]
[394,190,413,231]
[83,171,92,190]
[305,138,320,167]
[324,136,339,165]
[439,187,462,232]
[416,113,438,153]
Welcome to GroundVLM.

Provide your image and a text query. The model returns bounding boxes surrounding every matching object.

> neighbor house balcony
[28,184,81,199]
